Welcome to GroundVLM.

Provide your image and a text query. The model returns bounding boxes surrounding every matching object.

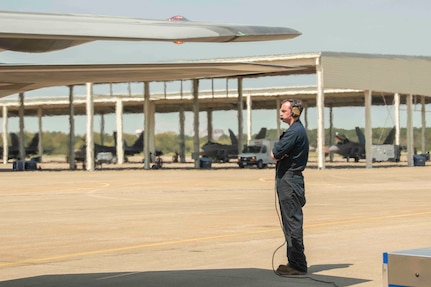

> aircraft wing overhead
[0,11,301,53]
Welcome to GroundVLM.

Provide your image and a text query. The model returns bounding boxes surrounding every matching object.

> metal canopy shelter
[0,55,316,98]
[0,87,391,117]
[1,51,431,169]
[1,52,431,98]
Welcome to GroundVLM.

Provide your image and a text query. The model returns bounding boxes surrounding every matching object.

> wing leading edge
[0,11,301,53]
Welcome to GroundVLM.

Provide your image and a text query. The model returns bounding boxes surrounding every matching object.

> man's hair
[282,98,303,117]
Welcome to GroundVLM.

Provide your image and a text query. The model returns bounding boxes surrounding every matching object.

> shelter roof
[0,86,401,117]
[1,51,431,116]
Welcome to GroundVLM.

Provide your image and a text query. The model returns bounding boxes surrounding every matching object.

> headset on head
[289,98,303,117]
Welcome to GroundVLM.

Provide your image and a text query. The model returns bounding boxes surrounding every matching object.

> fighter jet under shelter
[114,131,144,158]
[329,127,398,162]
[201,128,267,162]
[0,132,40,160]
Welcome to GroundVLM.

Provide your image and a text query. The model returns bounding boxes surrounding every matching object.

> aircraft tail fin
[228,129,238,145]
[113,132,118,146]
[383,127,396,144]
[133,132,144,149]
[355,127,366,145]
[10,132,19,148]
[27,133,39,148]
[24,133,39,155]
[255,127,267,139]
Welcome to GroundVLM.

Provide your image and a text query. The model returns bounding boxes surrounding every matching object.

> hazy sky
[1,0,431,136]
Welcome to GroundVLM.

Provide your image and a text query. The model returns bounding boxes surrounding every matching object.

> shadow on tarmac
[0,162,409,172]
[0,267,369,287]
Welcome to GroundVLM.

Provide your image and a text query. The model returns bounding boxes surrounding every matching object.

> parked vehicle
[237,139,277,169]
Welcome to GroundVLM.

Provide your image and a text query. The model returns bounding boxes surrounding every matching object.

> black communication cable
[272,180,339,287]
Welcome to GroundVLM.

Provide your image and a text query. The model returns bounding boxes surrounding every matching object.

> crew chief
[271,98,309,276]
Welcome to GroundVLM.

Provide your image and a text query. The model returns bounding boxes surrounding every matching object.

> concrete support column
[68,85,75,170]
[421,96,426,154]
[192,79,200,169]
[143,82,151,170]
[364,90,373,168]
[2,105,8,164]
[86,83,94,171]
[179,106,186,163]
[237,78,244,155]
[316,58,325,169]
[100,114,105,146]
[246,94,252,141]
[207,109,213,142]
[37,107,43,161]
[394,93,400,146]
[329,106,334,162]
[149,102,156,154]
[18,92,25,162]
[276,98,281,138]
[127,82,132,97]
[116,99,124,164]
[406,94,414,166]
[303,103,309,131]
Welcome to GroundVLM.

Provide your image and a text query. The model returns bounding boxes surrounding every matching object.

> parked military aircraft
[73,132,145,167]
[114,131,144,157]
[73,143,117,169]
[0,132,39,160]
[73,137,117,166]
[0,133,20,160]
[23,133,40,156]
[201,128,267,162]
[329,127,397,162]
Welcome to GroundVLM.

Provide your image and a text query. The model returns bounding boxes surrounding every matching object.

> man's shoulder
[287,120,305,132]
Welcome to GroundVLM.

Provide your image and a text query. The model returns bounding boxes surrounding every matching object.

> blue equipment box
[413,155,426,166]
[12,160,38,171]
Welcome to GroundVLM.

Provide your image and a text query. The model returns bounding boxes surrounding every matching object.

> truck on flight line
[237,139,277,169]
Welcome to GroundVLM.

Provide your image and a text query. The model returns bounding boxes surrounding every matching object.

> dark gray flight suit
[272,119,309,273]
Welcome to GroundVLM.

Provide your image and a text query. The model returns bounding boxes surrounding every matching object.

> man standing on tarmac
[271,98,309,276]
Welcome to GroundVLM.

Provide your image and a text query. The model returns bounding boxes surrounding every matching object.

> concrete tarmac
[0,161,430,287]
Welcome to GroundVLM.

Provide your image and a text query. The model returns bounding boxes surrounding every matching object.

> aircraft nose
[328,145,340,152]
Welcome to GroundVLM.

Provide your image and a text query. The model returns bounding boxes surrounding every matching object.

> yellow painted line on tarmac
[2,210,430,269]
[306,210,431,228]
[259,177,273,182]
[0,183,111,196]
[0,229,274,268]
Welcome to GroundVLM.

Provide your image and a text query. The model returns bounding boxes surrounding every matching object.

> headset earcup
[291,106,300,117]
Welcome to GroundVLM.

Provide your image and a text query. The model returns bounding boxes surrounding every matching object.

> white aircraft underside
[0,11,301,53]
